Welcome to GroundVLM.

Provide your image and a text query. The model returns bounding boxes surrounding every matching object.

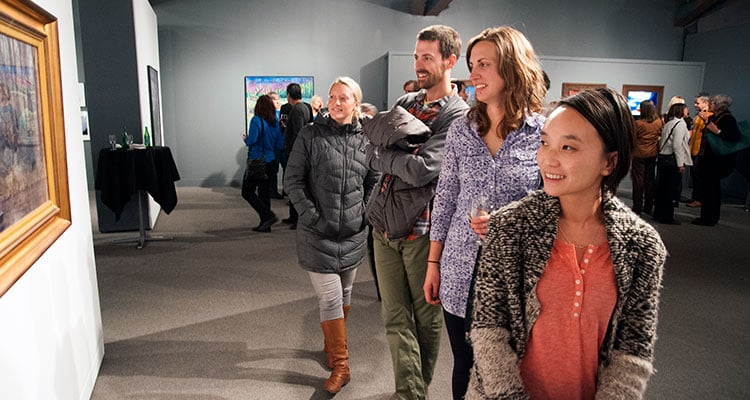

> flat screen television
[244,75,314,133]
[626,91,658,117]
[622,84,664,117]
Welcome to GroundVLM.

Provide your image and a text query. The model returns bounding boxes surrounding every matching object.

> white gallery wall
[133,0,163,227]
[0,0,103,399]
[154,0,686,186]
[385,53,705,112]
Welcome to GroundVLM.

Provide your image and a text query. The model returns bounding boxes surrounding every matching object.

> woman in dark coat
[692,94,741,226]
[284,76,379,394]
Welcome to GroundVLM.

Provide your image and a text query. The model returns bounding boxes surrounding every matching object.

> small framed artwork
[147,65,162,146]
[0,0,71,296]
[622,84,664,116]
[561,82,607,98]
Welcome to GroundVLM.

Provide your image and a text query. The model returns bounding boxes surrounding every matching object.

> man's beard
[417,68,443,90]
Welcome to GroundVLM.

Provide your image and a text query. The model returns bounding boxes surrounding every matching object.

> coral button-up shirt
[520,239,617,400]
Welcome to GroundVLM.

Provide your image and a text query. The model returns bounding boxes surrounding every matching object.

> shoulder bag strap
[659,120,679,154]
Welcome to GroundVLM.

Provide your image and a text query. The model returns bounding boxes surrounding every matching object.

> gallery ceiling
[147,0,454,16]
[147,0,726,24]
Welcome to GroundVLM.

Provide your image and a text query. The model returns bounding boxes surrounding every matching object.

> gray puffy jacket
[284,116,379,273]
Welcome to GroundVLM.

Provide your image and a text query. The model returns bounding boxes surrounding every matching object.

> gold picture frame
[561,82,607,98]
[0,0,70,296]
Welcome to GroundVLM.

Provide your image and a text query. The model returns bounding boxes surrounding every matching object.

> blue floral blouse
[430,113,544,318]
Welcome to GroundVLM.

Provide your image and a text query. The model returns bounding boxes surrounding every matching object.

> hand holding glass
[469,195,492,245]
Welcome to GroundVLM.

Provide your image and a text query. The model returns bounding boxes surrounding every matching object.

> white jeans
[308,269,357,321]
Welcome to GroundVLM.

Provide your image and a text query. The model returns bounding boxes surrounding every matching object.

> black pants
[699,172,722,223]
[242,161,278,223]
[654,162,681,223]
[444,310,472,400]
[689,156,703,202]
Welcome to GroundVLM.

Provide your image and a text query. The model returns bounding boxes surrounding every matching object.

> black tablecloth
[95,146,181,220]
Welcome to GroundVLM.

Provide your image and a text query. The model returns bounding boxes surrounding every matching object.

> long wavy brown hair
[466,26,546,138]
[254,94,277,126]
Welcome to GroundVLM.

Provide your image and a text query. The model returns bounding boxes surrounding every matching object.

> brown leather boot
[321,318,350,393]
[325,306,351,369]
[322,321,333,370]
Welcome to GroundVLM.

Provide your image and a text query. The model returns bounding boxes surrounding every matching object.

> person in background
[269,91,282,122]
[403,79,419,93]
[424,26,546,400]
[453,79,468,102]
[467,88,666,400]
[360,102,381,301]
[268,91,284,199]
[686,92,711,208]
[310,94,325,121]
[630,100,662,215]
[281,83,311,230]
[667,95,685,109]
[366,25,469,400]
[284,77,379,394]
[692,94,741,226]
[242,94,283,232]
[360,102,378,117]
[653,103,692,225]
[662,95,691,206]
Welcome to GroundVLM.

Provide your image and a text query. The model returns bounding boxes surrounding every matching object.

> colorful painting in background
[244,76,314,133]
[626,90,659,117]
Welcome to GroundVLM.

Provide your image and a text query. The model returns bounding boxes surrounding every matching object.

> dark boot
[321,318,350,393]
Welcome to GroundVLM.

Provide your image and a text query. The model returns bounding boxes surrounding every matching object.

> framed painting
[622,84,664,116]
[561,82,607,98]
[147,65,162,146]
[0,0,71,296]
[244,75,314,133]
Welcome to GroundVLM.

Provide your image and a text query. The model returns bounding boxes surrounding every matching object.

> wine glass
[126,134,134,147]
[469,194,491,245]
[108,134,117,150]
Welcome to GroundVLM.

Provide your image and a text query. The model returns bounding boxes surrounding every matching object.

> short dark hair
[556,88,635,194]
[417,25,461,60]
[286,83,302,101]
[666,103,688,121]
[403,79,418,92]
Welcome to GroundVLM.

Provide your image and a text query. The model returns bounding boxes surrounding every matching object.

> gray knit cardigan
[467,190,666,400]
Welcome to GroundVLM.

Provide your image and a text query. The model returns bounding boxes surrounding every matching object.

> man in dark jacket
[364,25,469,400]
[281,83,311,229]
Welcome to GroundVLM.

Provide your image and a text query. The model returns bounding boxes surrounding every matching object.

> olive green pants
[373,230,444,400]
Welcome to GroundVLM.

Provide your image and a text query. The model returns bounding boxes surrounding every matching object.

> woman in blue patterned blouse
[422,26,547,400]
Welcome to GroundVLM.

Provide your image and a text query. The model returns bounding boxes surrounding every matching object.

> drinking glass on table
[108,134,117,150]
[126,134,134,147]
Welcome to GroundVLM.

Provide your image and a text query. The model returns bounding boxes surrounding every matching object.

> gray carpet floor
[90,185,750,399]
